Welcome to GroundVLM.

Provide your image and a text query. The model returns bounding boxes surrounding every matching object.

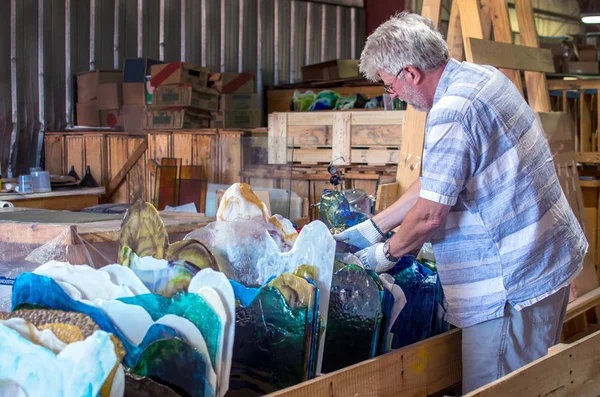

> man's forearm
[387,198,447,259]
[372,179,421,234]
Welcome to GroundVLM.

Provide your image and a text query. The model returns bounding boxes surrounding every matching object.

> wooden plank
[579,180,600,188]
[479,0,492,40]
[65,136,85,181]
[107,136,130,204]
[193,134,219,183]
[289,148,400,165]
[128,137,147,202]
[421,0,443,25]
[351,125,402,146]
[375,182,399,212]
[287,125,331,146]
[350,111,405,126]
[269,113,288,165]
[7,194,100,211]
[467,38,554,73]
[84,135,107,186]
[547,79,600,91]
[564,287,600,323]
[574,152,600,163]
[489,0,524,95]
[446,0,464,61]
[219,132,243,185]
[267,329,462,397]
[457,0,485,61]
[287,112,333,126]
[106,138,148,201]
[172,133,194,166]
[464,331,600,396]
[396,109,428,195]
[0,223,78,245]
[43,135,65,176]
[147,132,172,202]
[580,91,593,152]
[332,113,352,165]
[514,0,551,112]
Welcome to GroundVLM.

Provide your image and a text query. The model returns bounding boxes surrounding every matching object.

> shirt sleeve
[419,121,475,206]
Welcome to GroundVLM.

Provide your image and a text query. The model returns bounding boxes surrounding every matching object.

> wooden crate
[268,111,405,166]
[44,132,109,186]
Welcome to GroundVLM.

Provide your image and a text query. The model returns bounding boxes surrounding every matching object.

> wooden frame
[268,111,405,166]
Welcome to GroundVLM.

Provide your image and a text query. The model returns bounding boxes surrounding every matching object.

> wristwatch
[383,240,401,262]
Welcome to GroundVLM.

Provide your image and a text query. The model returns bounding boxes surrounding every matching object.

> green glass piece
[321,261,383,373]
[132,338,214,397]
[231,284,316,395]
[118,292,222,370]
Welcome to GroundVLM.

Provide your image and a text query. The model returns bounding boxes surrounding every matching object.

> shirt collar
[433,58,461,107]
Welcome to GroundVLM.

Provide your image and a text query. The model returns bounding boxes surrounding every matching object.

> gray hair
[359,12,449,82]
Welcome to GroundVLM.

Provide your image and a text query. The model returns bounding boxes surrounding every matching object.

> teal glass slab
[228,279,317,396]
[321,262,383,373]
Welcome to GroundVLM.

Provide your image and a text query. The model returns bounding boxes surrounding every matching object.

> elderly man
[335,12,588,393]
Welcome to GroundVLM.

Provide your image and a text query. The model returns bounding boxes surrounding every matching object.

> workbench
[0,187,105,211]
[0,208,215,267]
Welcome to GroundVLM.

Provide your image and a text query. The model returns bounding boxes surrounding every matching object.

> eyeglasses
[384,68,404,94]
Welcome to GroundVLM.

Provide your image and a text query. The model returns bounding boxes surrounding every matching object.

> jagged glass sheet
[0,324,117,397]
[318,189,369,234]
[11,273,189,368]
[321,261,383,373]
[386,256,439,349]
[228,277,317,396]
[118,292,223,371]
[132,338,214,397]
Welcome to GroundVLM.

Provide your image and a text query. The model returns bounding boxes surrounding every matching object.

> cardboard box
[220,93,259,111]
[123,105,147,132]
[77,70,122,103]
[99,109,123,128]
[301,59,359,82]
[123,82,146,105]
[76,102,99,126]
[150,62,210,89]
[143,109,211,130]
[578,45,598,62]
[211,109,260,129]
[568,61,599,74]
[150,84,219,112]
[208,72,255,94]
[124,58,163,83]
[97,83,123,110]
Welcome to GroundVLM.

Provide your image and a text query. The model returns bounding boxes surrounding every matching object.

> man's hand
[356,242,397,273]
[333,219,384,250]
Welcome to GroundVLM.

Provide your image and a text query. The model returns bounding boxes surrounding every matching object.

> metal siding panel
[48,0,66,131]
[205,0,220,72]
[223,0,238,72]
[242,0,257,76]
[339,6,351,59]
[144,0,160,60]
[355,7,366,59]
[262,0,275,87]
[277,0,290,83]
[123,0,137,60]
[308,1,322,65]
[324,4,337,61]
[0,0,10,174]
[165,0,181,62]
[188,0,202,66]
[98,0,114,70]
[293,0,306,82]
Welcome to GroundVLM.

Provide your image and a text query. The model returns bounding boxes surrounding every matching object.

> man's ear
[404,65,422,85]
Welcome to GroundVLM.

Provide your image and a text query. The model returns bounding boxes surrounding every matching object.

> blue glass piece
[319,190,368,233]
[386,255,439,349]
[12,273,186,369]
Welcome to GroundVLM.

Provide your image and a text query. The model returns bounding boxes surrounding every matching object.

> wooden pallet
[268,111,405,166]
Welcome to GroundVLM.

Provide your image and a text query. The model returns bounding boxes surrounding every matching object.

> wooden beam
[547,79,600,91]
[564,286,600,323]
[574,152,600,164]
[267,329,463,397]
[489,0,524,95]
[394,0,442,198]
[464,331,600,396]
[457,0,485,63]
[479,0,492,40]
[105,139,148,200]
[447,1,464,61]
[467,38,555,73]
[375,182,399,212]
[514,0,551,112]
[332,113,352,165]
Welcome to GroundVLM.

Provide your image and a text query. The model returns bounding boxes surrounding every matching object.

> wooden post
[514,0,551,112]
[489,0,524,95]
[395,0,442,197]
[447,1,464,61]
[332,113,352,165]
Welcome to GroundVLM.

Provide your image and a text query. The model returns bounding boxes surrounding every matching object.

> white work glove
[356,242,398,273]
[333,219,385,250]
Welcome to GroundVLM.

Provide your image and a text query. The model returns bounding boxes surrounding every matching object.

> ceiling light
[582,15,600,24]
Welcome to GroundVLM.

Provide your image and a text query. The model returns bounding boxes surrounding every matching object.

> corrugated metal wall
[0,0,366,176]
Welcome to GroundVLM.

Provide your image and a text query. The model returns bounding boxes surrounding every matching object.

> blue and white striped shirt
[420,58,587,328]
